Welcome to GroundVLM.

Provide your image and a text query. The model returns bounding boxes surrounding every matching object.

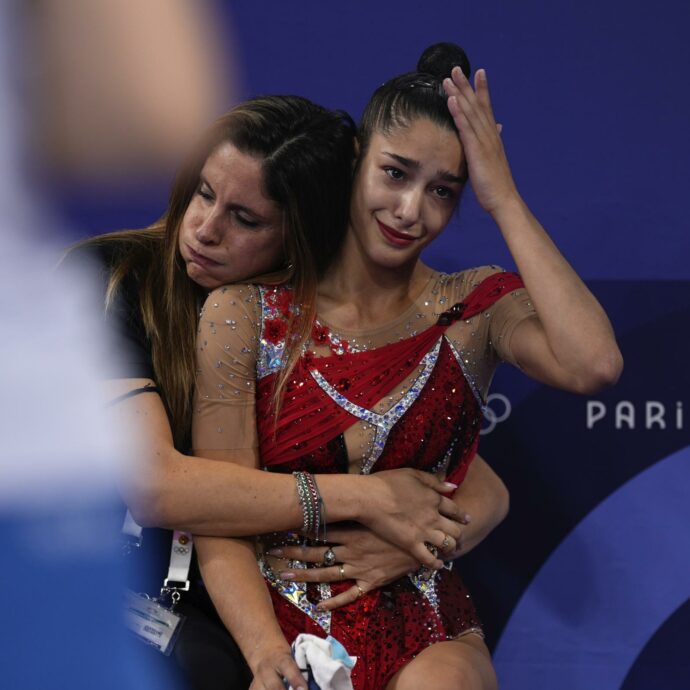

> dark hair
[358,42,471,157]
[74,95,356,448]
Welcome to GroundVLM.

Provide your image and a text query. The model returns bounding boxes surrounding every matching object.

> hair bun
[417,42,471,81]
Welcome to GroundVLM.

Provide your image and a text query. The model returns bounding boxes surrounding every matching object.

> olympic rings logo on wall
[481,393,512,435]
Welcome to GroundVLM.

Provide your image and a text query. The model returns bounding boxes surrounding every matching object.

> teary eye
[433,185,456,200]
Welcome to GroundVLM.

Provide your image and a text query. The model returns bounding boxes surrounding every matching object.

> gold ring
[338,564,346,580]
[441,534,452,551]
[355,585,365,599]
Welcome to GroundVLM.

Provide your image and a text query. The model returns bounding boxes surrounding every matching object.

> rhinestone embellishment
[258,555,331,633]
[309,338,443,474]
[445,337,484,408]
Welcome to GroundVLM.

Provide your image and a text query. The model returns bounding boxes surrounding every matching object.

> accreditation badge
[124,589,185,655]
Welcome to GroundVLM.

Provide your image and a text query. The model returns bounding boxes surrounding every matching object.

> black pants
[173,589,252,690]
[130,586,252,690]
[127,529,251,690]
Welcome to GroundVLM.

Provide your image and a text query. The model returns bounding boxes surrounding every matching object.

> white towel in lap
[289,634,357,690]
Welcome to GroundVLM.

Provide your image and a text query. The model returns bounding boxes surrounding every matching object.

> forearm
[446,454,509,558]
[116,384,461,565]
[443,69,621,390]
[129,438,460,567]
[126,446,372,535]
[492,196,622,389]
[196,535,290,675]
[126,447,299,533]
[112,381,370,535]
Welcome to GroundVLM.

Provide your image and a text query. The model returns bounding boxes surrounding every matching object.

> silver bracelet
[293,471,326,542]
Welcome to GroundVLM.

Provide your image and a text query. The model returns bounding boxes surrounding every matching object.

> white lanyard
[163,530,193,601]
[121,510,193,601]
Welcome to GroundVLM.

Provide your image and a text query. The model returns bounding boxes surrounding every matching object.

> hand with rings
[265,525,459,611]
[426,529,459,559]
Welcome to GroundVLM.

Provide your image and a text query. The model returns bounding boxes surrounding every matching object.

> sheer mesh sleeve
[192,285,261,453]
[442,266,537,399]
[472,267,538,366]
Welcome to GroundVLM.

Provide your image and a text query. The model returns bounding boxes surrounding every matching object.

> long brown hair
[75,96,355,449]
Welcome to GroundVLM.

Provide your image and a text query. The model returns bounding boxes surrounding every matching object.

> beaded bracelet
[293,471,327,542]
[312,473,326,543]
[294,471,316,537]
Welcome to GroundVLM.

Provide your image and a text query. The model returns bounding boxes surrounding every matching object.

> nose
[194,209,223,246]
[394,187,423,227]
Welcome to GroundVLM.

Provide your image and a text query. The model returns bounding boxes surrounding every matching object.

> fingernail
[442,482,458,490]
[279,571,295,580]
[315,605,325,613]
[464,513,472,524]
[266,548,283,556]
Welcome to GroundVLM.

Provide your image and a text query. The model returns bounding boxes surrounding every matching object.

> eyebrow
[382,152,464,185]
[199,175,264,219]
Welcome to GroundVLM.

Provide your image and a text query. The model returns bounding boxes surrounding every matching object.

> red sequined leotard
[193,266,536,690]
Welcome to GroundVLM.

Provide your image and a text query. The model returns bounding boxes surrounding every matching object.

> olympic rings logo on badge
[480,393,512,435]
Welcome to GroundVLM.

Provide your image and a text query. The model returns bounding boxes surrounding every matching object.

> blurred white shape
[0,6,124,509]
[0,244,122,509]
[0,0,235,511]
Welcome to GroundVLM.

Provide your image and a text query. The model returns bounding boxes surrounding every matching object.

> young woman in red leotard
[192,43,623,690]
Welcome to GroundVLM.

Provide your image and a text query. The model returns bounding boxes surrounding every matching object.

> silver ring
[323,547,337,567]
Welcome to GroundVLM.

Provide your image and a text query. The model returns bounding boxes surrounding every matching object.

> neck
[318,226,432,328]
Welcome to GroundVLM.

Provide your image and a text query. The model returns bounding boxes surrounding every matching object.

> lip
[376,219,418,247]
[186,245,222,269]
